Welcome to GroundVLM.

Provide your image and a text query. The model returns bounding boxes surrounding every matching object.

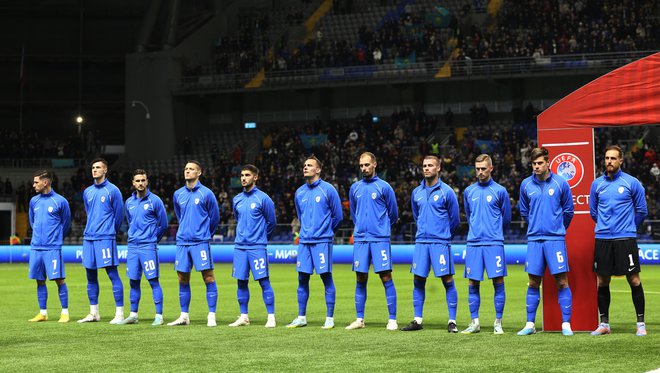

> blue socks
[383,279,397,320]
[106,266,124,307]
[355,281,367,318]
[179,283,191,313]
[493,282,505,319]
[37,283,47,310]
[129,279,141,313]
[558,286,572,323]
[444,280,458,320]
[413,279,426,318]
[320,272,336,317]
[206,281,218,313]
[297,273,311,316]
[468,284,480,319]
[148,279,163,315]
[86,269,99,305]
[526,286,541,322]
[237,280,250,314]
[259,278,275,314]
[57,282,68,309]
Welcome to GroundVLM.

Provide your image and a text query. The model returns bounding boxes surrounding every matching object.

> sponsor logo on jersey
[550,152,584,189]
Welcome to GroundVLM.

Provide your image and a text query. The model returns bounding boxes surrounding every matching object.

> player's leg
[318,243,335,329]
[252,249,275,328]
[403,243,430,330]
[517,241,544,335]
[461,245,482,333]
[28,250,48,322]
[106,265,126,324]
[483,245,506,334]
[190,242,217,327]
[546,241,572,336]
[168,245,192,326]
[621,239,645,336]
[120,249,141,325]
[288,244,311,328]
[97,240,124,323]
[229,248,251,327]
[78,240,101,322]
[431,243,457,332]
[591,239,612,335]
[144,249,163,326]
[54,277,69,323]
[372,242,397,330]
[346,242,369,330]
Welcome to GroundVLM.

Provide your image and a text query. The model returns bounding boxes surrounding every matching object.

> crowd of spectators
[0,129,100,160]
[10,107,658,244]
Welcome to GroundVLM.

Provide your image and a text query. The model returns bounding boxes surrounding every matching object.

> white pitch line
[543,141,591,147]
[611,290,660,294]
[574,211,590,214]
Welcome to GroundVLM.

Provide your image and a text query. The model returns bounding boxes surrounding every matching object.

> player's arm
[207,190,221,236]
[589,181,598,223]
[61,198,72,237]
[500,188,512,229]
[447,188,460,236]
[462,189,470,223]
[411,190,419,222]
[349,184,357,223]
[385,184,399,225]
[28,198,35,229]
[560,181,574,229]
[519,181,529,222]
[173,191,181,221]
[264,196,277,239]
[155,197,169,242]
[328,186,343,231]
[112,188,124,233]
[631,179,648,228]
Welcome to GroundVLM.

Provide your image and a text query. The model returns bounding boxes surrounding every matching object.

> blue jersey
[125,189,168,248]
[464,179,511,245]
[295,179,342,243]
[29,189,71,250]
[349,176,398,242]
[519,172,574,241]
[589,169,647,239]
[173,181,220,245]
[83,179,124,240]
[233,186,276,249]
[411,179,459,243]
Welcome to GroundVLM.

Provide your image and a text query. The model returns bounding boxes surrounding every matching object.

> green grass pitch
[1,263,658,372]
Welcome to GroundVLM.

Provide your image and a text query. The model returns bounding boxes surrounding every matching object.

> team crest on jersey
[315,196,321,203]
[297,261,301,267]
[371,192,377,199]
[194,198,200,205]
[354,260,359,267]
[48,206,54,213]
[550,152,584,189]
[466,267,471,275]
[144,203,149,210]
[250,203,256,209]
[101,196,106,203]
[433,195,439,201]
[486,195,492,203]
[618,186,624,194]
[412,263,417,269]
[548,188,555,196]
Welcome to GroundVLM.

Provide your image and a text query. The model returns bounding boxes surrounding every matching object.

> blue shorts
[411,243,454,278]
[352,241,392,273]
[82,240,118,269]
[232,248,269,281]
[29,249,65,280]
[525,240,569,276]
[464,245,507,281]
[175,243,213,273]
[126,246,160,280]
[297,243,332,275]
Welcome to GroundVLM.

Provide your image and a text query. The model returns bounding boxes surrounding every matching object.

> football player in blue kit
[460,154,511,334]
[119,169,168,326]
[228,164,277,328]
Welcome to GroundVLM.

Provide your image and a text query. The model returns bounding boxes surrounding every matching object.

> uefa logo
[551,152,584,189]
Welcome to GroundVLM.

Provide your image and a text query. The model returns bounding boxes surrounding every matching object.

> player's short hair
[132,169,148,179]
[91,158,108,168]
[241,164,260,175]
[475,154,492,165]
[185,160,202,172]
[306,155,323,170]
[605,145,623,158]
[530,147,549,162]
[359,152,377,163]
[423,155,441,166]
[33,169,52,181]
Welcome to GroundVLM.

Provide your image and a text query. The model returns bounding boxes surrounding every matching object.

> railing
[172,50,658,93]
[36,220,660,245]
[0,158,85,169]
